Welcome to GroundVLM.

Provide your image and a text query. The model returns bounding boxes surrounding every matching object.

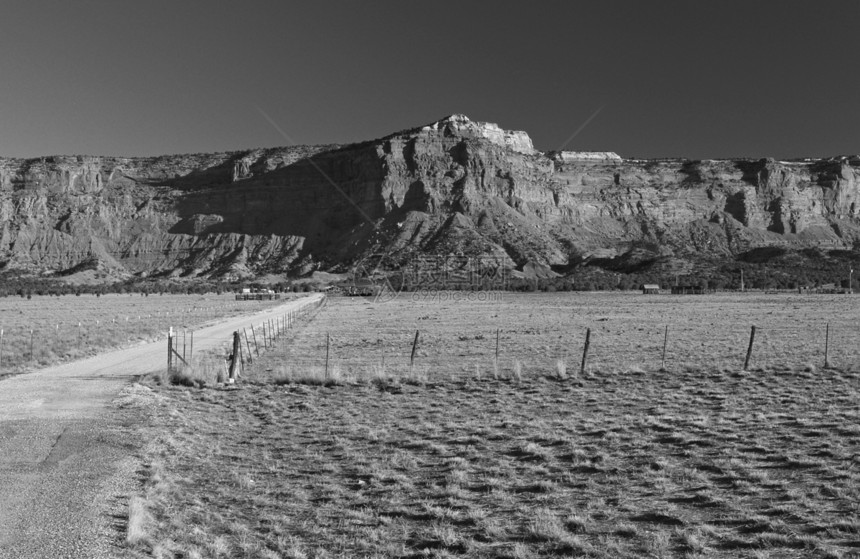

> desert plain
[118,291,860,559]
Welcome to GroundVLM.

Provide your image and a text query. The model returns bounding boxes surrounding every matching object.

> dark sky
[1,0,857,159]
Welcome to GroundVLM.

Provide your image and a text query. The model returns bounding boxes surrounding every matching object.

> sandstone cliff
[1,115,858,282]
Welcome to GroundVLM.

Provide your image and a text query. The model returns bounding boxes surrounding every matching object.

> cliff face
[1,114,858,281]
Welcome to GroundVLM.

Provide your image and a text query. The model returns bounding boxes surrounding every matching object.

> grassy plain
[0,293,289,375]
[281,292,860,375]
[133,293,860,558]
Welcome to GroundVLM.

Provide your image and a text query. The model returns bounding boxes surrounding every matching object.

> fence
[237,293,860,380]
[166,295,327,381]
[0,295,289,375]
[267,322,857,380]
[235,293,282,301]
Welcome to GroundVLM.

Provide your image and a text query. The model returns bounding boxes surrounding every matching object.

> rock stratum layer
[1,114,859,281]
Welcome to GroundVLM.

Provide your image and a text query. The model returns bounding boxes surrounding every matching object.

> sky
[0,0,857,160]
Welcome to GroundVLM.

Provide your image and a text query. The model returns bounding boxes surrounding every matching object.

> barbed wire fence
[247,302,859,381]
[0,299,292,374]
[165,295,328,381]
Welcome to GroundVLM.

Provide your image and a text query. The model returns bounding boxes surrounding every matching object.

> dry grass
[272,292,860,376]
[130,293,860,558]
[134,368,860,558]
[126,496,153,548]
[0,293,289,375]
[152,356,227,388]
[272,364,344,386]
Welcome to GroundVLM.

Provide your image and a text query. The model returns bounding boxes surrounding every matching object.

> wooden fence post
[30,329,34,363]
[580,328,591,375]
[743,325,756,371]
[167,327,173,372]
[251,326,259,357]
[325,332,330,379]
[661,325,669,370]
[238,341,245,378]
[824,322,831,369]
[243,328,253,362]
[228,331,240,383]
[190,331,194,360]
[183,329,187,361]
[0,328,4,372]
[495,328,500,361]
[410,330,420,369]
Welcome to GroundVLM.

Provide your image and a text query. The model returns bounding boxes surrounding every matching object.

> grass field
[131,293,860,559]
[279,292,860,376]
[0,293,290,375]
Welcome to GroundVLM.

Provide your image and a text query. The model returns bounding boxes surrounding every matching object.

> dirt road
[0,294,322,558]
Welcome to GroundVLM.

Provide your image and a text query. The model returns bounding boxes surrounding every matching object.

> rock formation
[0,115,858,283]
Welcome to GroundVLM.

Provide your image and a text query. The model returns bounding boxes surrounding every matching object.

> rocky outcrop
[548,151,622,162]
[419,114,536,155]
[0,115,858,281]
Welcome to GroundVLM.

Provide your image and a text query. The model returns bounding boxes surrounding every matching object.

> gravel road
[0,294,322,558]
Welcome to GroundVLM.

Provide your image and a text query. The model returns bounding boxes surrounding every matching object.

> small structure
[814,283,849,294]
[345,280,380,297]
[671,285,705,295]
[235,288,281,301]
[641,284,661,295]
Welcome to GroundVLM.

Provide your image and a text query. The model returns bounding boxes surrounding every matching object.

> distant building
[641,284,661,294]
[814,283,849,294]
[345,284,379,297]
[235,288,280,301]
